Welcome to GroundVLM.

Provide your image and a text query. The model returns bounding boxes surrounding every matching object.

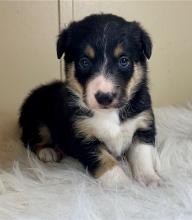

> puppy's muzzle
[95,91,117,106]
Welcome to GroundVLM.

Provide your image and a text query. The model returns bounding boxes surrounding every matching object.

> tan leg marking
[94,149,129,188]
[94,149,118,178]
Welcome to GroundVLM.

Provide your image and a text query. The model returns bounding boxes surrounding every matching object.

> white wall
[0,1,191,113]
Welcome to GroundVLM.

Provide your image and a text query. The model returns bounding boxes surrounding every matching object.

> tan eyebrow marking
[85,45,95,59]
[114,43,124,57]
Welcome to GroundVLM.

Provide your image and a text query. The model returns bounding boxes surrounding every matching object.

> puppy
[19,14,160,187]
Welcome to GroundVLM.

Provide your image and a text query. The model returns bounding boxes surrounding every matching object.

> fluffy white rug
[0,105,192,220]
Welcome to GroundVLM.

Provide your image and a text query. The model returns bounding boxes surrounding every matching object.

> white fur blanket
[0,106,192,220]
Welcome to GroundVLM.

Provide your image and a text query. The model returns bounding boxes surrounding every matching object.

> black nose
[95,91,116,106]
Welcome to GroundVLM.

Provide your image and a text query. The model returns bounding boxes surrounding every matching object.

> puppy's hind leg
[23,125,63,163]
[36,145,63,163]
[36,126,64,162]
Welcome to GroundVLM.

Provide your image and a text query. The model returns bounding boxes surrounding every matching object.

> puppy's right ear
[57,28,70,59]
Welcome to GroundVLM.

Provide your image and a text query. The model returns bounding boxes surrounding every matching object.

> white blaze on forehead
[86,74,114,108]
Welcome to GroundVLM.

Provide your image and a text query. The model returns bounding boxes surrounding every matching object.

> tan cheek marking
[85,45,95,59]
[126,63,144,101]
[94,148,118,178]
[114,43,124,58]
[66,62,83,97]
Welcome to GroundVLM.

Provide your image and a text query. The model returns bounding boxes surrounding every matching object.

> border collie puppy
[19,14,160,187]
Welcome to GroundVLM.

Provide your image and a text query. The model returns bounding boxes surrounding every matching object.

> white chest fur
[75,109,151,157]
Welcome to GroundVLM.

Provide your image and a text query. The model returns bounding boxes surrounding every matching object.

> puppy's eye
[79,57,91,70]
[118,56,130,69]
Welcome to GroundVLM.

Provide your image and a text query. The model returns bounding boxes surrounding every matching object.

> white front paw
[98,166,129,188]
[128,144,162,186]
[134,171,161,186]
[38,148,58,162]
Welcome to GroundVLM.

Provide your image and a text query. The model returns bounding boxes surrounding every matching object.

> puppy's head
[57,14,152,109]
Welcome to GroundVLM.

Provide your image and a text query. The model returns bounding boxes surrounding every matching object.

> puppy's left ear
[141,29,152,59]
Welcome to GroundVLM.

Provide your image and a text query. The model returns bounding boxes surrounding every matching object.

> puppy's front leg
[94,148,129,188]
[127,130,161,186]
[77,143,129,188]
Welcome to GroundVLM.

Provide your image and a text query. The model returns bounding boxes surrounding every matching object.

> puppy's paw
[38,148,60,162]
[134,171,161,186]
[98,166,129,188]
[128,143,162,187]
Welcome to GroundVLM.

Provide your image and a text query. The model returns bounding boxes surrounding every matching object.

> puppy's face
[57,14,152,109]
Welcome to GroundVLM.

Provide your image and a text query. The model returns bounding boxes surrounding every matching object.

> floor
[0,106,192,220]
